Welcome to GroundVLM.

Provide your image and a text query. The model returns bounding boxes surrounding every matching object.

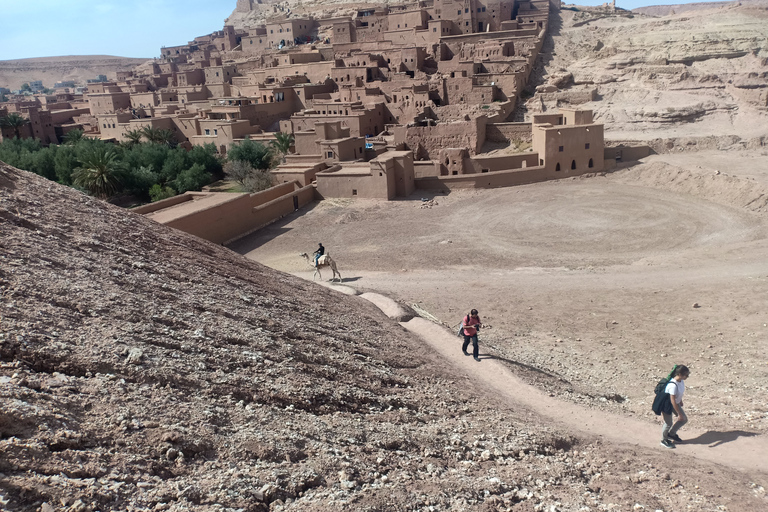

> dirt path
[325,283,768,474]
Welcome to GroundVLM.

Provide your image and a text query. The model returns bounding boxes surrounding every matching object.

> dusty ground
[232,151,768,442]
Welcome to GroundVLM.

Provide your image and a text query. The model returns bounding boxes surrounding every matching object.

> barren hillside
[0,56,149,91]
[2,163,766,510]
[525,0,768,147]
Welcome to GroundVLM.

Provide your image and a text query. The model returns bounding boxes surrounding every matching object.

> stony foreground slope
[1,167,766,509]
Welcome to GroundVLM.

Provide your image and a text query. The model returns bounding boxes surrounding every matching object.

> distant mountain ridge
[0,55,148,91]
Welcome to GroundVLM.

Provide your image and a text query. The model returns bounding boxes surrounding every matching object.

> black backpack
[651,365,678,416]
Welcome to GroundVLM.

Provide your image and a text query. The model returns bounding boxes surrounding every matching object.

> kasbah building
[2,0,646,244]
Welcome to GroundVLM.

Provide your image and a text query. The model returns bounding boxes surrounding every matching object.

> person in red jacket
[461,309,482,361]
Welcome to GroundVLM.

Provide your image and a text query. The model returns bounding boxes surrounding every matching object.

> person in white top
[661,365,690,448]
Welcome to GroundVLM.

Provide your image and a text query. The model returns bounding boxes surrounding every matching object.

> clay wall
[49,108,91,125]
[413,160,441,178]
[319,137,366,161]
[278,52,322,66]
[355,15,390,42]
[289,103,385,137]
[331,66,371,85]
[272,162,327,185]
[87,92,131,115]
[531,122,604,174]
[332,20,356,44]
[603,145,652,167]
[204,65,239,84]
[388,10,429,30]
[486,122,532,143]
[469,153,539,173]
[405,116,487,157]
[315,163,395,199]
[177,88,209,105]
[437,148,471,175]
[206,83,232,98]
[265,19,314,48]
[415,162,576,191]
[292,126,320,155]
[140,182,315,245]
[177,69,206,87]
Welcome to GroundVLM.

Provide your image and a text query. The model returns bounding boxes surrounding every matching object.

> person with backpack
[461,309,482,362]
[660,365,691,449]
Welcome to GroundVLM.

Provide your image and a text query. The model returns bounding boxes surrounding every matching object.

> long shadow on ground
[684,430,759,447]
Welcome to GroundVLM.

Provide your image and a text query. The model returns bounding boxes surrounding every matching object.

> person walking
[461,309,482,362]
[313,243,324,267]
[661,365,690,449]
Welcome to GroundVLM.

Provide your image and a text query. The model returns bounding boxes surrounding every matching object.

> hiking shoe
[462,350,470,356]
[669,433,683,443]
[660,439,675,449]
[473,356,481,362]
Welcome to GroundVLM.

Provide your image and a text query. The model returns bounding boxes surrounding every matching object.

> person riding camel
[313,243,325,267]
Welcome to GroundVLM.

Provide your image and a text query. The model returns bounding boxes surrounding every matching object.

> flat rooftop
[145,192,246,224]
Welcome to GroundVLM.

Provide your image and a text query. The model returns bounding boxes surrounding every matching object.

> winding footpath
[320,280,768,475]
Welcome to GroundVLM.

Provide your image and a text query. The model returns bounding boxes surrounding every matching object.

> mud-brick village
[2,0,768,510]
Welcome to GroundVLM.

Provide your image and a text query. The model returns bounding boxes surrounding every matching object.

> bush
[149,184,176,202]
[245,169,274,193]
[223,160,255,188]
[228,137,272,171]
[174,163,212,194]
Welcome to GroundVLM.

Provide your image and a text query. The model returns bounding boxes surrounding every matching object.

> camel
[299,252,342,282]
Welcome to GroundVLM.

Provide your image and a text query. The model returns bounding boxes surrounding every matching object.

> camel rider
[313,243,324,267]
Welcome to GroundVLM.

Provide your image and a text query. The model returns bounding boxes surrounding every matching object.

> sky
[0,0,720,61]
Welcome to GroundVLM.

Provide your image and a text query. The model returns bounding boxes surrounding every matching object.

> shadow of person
[341,276,362,283]
[684,430,758,447]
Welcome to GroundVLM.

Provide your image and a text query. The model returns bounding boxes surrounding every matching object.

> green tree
[20,83,31,92]
[54,145,78,185]
[62,129,85,145]
[30,147,57,180]
[228,137,272,171]
[0,113,29,139]
[160,148,191,182]
[188,143,224,177]
[270,131,294,161]
[125,165,160,200]
[174,163,212,193]
[72,146,126,199]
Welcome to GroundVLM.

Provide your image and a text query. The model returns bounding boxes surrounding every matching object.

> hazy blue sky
[0,0,718,61]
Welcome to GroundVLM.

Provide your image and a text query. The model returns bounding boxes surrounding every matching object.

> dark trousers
[462,335,478,357]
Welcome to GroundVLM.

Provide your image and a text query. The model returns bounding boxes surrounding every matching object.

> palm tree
[155,128,177,147]
[124,129,145,146]
[141,126,161,143]
[72,146,126,199]
[0,113,29,139]
[62,129,85,145]
[270,131,294,163]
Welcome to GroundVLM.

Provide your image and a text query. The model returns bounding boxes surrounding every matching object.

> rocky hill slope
[2,166,765,510]
[527,0,768,147]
